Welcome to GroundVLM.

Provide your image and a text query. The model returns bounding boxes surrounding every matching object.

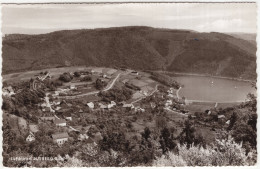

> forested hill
[2,26,256,79]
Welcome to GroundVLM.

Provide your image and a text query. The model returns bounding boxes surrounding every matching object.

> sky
[2,3,257,35]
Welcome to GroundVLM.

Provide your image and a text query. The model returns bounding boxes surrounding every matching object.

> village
[2,66,234,160]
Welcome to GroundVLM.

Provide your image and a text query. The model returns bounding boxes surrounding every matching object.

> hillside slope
[2,26,256,79]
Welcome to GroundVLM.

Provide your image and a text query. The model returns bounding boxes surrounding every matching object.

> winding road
[57,73,121,99]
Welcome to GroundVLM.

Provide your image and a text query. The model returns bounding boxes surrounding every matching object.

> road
[58,73,121,99]
[103,73,121,91]
[176,87,182,100]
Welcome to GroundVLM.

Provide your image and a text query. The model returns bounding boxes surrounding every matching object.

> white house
[26,132,35,142]
[218,115,225,119]
[131,71,139,75]
[123,103,135,109]
[99,103,107,109]
[87,102,95,109]
[78,133,89,141]
[64,115,72,121]
[3,86,15,97]
[165,100,173,107]
[54,119,66,127]
[111,101,116,106]
[55,106,62,111]
[108,101,117,109]
[52,132,69,146]
[135,106,145,112]
[70,85,77,90]
[226,120,230,125]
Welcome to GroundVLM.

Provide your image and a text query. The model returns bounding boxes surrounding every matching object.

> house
[26,132,35,142]
[107,101,116,109]
[226,120,230,125]
[123,103,134,110]
[131,71,139,75]
[70,85,77,90]
[63,113,72,121]
[40,116,55,121]
[55,106,62,111]
[111,101,116,106]
[52,132,69,146]
[54,101,61,105]
[165,100,173,107]
[218,115,225,119]
[99,103,108,109]
[150,102,156,109]
[41,103,47,107]
[167,88,175,94]
[78,130,89,141]
[3,86,15,96]
[29,124,39,133]
[208,111,212,115]
[78,109,84,113]
[102,74,107,78]
[54,119,67,127]
[122,79,129,84]
[135,106,145,112]
[140,90,148,96]
[87,102,95,109]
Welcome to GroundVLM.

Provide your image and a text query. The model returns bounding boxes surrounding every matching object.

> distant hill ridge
[2,26,256,79]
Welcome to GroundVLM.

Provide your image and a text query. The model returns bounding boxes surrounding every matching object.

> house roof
[54,119,66,124]
[52,132,69,140]
[87,102,94,108]
[218,115,225,119]
[122,79,129,83]
[79,109,83,113]
[123,104,134,108]
[100,104,107,109]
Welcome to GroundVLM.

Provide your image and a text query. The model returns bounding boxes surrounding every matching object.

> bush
[74,71,81,77]
[153,137,256,166]
[59,73,73,82]
[80,76,92,82]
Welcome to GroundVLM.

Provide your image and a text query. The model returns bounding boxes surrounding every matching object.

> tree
[179,120,196,148]
[227,112,238,131]
[74,71,81,77]
[159,127,177,153]
[155,116,167,130]
[59,73,73,82]
[95,78,107,90]
[141,127,151,141]
[80,76,92,82]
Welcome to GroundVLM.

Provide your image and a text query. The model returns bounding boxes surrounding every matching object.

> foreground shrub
[153,137,256,166]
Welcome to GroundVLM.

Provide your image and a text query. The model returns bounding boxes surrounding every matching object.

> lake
[173,75,256,102]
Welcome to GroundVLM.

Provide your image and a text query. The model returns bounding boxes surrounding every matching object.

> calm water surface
[174,76,256,102]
